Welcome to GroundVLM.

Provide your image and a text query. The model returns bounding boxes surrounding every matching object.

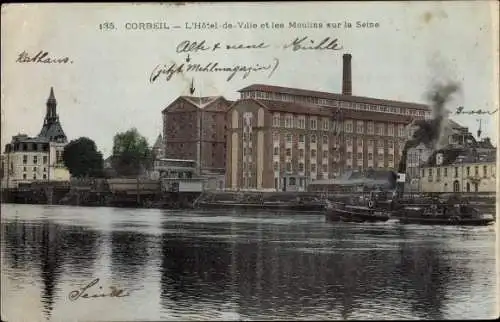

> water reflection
[2,218,102,320]
[1,205,497,321]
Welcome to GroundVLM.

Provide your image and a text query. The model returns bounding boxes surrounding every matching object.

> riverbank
[1,186,496,213]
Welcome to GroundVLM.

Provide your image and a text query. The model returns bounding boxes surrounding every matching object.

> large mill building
[225,54,431,191]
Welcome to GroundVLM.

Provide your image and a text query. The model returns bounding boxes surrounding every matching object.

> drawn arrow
[189,78,195,95]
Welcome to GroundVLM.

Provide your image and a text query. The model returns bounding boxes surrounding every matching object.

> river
[1,204,498,321]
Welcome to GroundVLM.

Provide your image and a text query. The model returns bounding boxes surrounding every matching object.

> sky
[1,2,499,158]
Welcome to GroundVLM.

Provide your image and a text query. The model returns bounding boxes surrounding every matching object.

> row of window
[22,173,47,180]
[8,143,50,152]
[22,166,47,172]
[271,114,408,137]
[273,147,397,161]
[273,132,405,148]
[272,161,394,173]
[274,161,328,173]
[22,155,49,165]
[425,165,495,178]
[241,91,430,117]
[20,152,63,165]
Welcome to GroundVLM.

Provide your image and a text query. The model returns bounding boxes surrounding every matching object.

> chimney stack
[342,53,352,96]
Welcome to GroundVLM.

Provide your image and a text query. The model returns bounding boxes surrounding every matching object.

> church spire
[39,86,67,143]
[45,87,57,120]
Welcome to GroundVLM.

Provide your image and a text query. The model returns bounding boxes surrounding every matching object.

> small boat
[393,203,495,226]
[325,200,391,223]
[397,215,494,226]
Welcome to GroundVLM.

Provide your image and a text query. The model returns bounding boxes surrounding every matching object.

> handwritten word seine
[16,51,73,64]
[149,58,280,83]
[68,278,131,301]
[176,40,270,53]
[455,106,498,115]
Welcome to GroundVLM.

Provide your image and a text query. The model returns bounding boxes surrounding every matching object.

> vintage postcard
[1,1,499,321]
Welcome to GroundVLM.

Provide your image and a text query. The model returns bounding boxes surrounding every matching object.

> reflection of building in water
[156,218,462,320]
[226,54,431,191]
[109,229,149,284]
[1,219,103,320]
[1,87,70,188]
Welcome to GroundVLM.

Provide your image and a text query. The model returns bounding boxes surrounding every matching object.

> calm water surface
[1,204,498,321]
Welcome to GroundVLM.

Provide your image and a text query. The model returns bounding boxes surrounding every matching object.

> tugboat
[324,192,391,223]
[393,201,495,226]
[388,169,495,226]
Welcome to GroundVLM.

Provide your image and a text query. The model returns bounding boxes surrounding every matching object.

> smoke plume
[397,81,460,173]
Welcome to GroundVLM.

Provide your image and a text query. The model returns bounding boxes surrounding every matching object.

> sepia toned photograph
[1,2,499,321]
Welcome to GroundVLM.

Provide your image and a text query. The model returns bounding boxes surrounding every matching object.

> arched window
[453,180,460,192]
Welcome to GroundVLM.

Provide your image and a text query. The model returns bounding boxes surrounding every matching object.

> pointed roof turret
[153,133,163,149]
[38,87,67,143]
[48,87,56,102]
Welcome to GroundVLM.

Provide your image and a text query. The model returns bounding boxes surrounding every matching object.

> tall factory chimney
[342,53,352,96]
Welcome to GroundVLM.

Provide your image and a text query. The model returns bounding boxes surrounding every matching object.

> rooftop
[424,147,496,167]
[152,133,163,149]
[236,99,415,123]
[239,84,430,111]
[162,96,234,113]
[10,134,49,143]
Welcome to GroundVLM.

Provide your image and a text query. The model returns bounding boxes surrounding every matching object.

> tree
[63,137,104,178]
[111,128,153,177]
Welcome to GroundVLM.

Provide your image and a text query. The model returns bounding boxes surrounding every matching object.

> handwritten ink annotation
[68,278,131,301]
[16,51,73,64]
[176,37,342,53]
[455,106,498,115]
[149,58,280,83]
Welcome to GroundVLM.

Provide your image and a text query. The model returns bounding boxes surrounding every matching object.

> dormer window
[436,153,443,166]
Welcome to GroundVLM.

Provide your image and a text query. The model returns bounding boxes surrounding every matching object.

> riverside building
[225,54,432,191]
[2,88,70,188]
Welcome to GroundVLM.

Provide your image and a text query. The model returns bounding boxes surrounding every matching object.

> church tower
[152,133,165,159]
[38,87,68,143]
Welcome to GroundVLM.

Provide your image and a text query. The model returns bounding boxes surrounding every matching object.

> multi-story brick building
[162,95,233,174]
[226,54,432,191]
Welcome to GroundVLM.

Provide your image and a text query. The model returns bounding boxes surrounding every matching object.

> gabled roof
[181,96,221,108]
[162,95,232,113]
[153,134,163,149]
[447,118,467,130]
[238,84,430,111]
